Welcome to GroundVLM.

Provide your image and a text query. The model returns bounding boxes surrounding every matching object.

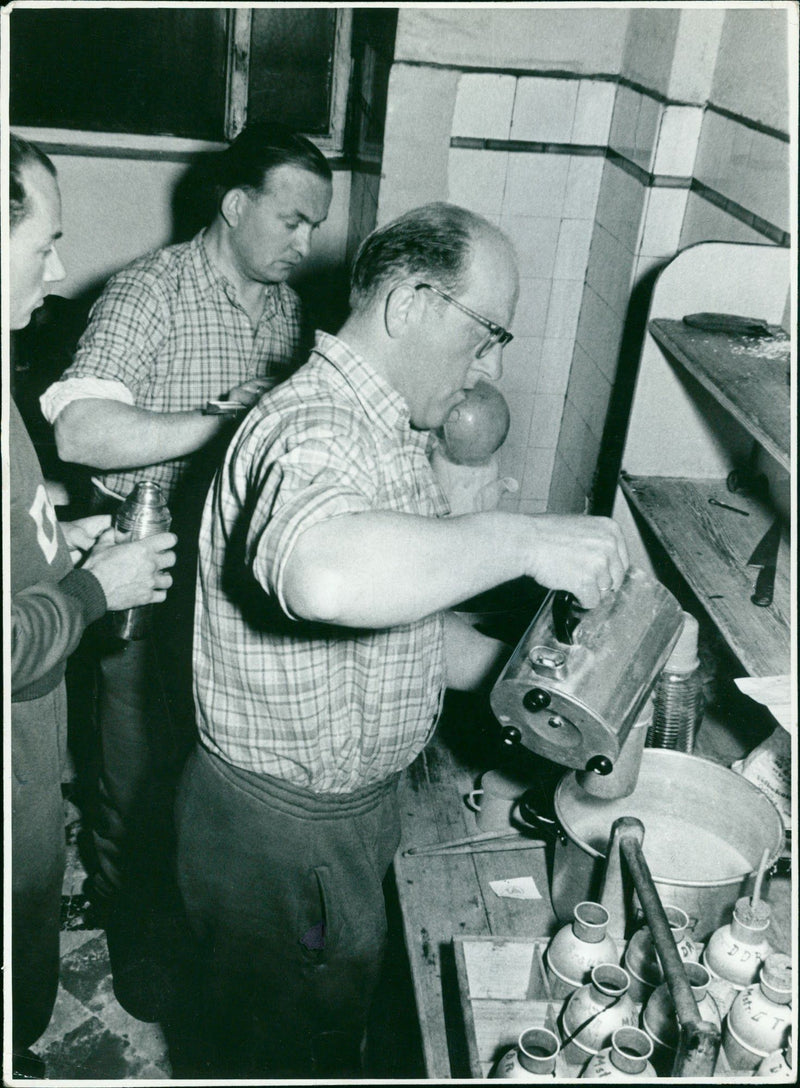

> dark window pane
[247,8,336,134]
[10,9,228,140]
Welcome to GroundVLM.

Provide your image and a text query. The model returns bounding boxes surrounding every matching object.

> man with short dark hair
[176,201,629,1077]
[38,122,333,1017]
[7,133,177,1076]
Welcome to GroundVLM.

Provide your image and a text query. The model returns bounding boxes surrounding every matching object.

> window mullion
[225,7,252,141]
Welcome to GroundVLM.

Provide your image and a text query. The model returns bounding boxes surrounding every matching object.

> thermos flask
[109,480,171,640]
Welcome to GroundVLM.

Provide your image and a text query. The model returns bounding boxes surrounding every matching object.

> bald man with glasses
[175,202,628,1078]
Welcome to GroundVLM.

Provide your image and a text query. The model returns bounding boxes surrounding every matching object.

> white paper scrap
[489,876,542,900]
[734,675,793,733]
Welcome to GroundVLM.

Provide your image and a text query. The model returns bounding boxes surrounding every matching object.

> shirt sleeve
[242,412,379,618]
[40,376,135,423]
[48,265,169,401]
[11,568,107,698]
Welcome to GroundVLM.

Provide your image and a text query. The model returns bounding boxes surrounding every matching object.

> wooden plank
[650,319,790,470]
[395,730,560,1078]
[620,475,790,676]
[395,743,492,1079]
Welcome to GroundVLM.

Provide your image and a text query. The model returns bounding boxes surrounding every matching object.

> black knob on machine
[523,687,551,713]
[585,755,613,776]
[500,726,522,747]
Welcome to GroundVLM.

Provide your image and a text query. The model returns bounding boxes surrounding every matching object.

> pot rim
[553,750,784,888]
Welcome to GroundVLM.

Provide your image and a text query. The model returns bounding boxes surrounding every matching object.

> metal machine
[490,566,684,780]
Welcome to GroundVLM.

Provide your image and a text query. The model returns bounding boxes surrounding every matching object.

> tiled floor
[30,794,172,1079]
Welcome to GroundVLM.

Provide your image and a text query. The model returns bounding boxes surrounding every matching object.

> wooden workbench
[393,691,562,1080]
[393,691,792,1080]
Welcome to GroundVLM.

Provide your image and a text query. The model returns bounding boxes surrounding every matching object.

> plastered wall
[46,152,353,313]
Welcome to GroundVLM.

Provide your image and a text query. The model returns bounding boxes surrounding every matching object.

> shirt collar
[192,230,283,319]
[312,331,425,445]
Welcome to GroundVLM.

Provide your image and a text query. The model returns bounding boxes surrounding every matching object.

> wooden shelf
[620,474,790,677]
[649,319,791,470]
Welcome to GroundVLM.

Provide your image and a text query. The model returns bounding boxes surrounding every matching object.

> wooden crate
[453,935,569,1079]
[453,935,736,1079]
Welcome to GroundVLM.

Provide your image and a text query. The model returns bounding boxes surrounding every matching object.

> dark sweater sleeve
[11,569,107,700]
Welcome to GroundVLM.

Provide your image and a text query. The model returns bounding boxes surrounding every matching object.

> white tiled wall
[445,67,787,517]
[450,73,612,514]
[692,110,790,233]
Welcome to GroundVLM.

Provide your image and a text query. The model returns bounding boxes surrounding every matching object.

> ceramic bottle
[580,1026,656,1079]
[560,964,638,1070]
[641,961,722,1074]
[545,902,619,999]
[623,904,699,1004]
[491,1027,560,1079]
[723,953,792,1071]
[756,1029,793,1079]
[702,895,773,990]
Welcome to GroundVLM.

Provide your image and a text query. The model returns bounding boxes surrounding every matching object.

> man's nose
[44,247,66,284]
[291,223,313,259]
[474,341,504,382]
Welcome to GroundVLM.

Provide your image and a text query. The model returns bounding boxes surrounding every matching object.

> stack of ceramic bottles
[490,892,793,1080]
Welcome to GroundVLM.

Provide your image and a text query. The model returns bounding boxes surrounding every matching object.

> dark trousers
[90,630,183,897]
[175,744,401,1078]
[12,684,68,1051]
[86,485,198,899]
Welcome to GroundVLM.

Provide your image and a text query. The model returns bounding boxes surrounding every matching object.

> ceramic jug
[560,964,638,1071]
[702,895,773,990]
[623,904,698,1004]
[491,1027,560,1079]
[580,1027,656,1079]
[641,961,722,1074]
[545,902,619,999]
[723,953,792,1071]
[756,1029,793,1079]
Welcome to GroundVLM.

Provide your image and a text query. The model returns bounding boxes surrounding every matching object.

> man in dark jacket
[7,133,177,1077]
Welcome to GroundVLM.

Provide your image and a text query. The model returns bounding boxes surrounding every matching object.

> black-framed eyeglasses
[416,283,514,359]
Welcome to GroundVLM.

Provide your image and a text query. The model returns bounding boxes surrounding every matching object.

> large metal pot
[550,750,784,941]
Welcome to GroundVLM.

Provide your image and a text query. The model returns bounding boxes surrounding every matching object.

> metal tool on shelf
[747,517,782,607]
[708,497,749,516]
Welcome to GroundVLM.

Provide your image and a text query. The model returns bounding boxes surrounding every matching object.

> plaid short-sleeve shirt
[50,231,304,503]
[194,332,451,793]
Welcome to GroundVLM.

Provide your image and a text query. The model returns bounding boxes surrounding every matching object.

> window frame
[11,7,353,160]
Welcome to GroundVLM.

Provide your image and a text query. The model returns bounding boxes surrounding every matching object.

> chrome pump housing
[490,567,684,776]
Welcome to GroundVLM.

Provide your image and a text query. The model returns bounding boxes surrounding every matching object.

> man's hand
[61,514,113,564]
[83,531,177,612]
[523,514,629,609]
[226,377,277,409]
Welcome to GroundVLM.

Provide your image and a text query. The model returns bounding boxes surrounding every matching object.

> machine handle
[516,789,565,844]
[552,590,583,644]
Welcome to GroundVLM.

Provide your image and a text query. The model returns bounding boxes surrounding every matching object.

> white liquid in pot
[586,815,752,883]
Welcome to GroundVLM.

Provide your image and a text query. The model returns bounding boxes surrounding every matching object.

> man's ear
[384,282,420,340]
[220,188,244,229]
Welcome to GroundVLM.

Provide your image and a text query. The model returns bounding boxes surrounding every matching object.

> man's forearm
[54,399,224,470]
[282,510,529,627]
[281,509,628,626]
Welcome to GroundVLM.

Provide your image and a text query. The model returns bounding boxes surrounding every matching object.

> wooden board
[620,475,790,676]
[453,936,564,1079]
[649,319,790,470]
[394,728,559,1079]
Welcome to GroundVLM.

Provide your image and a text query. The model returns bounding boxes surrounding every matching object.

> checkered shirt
[52,230,304,503]
[194,331,451,792]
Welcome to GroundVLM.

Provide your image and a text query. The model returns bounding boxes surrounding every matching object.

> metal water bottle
[109,480,171,640]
